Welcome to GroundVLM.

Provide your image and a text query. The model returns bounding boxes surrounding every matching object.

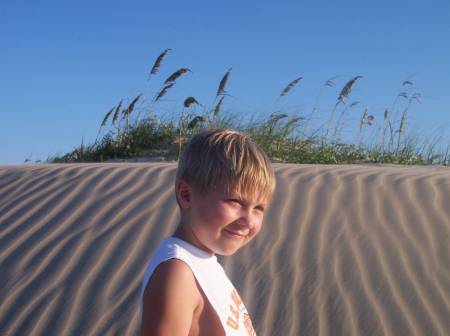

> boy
[141,128,276,336]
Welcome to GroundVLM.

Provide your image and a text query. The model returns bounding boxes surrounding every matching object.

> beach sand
[1,163,449,335]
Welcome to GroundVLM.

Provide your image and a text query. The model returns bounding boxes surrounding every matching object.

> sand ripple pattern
[0,163,449,335]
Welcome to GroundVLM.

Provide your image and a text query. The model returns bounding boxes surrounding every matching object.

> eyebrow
[228,195,267,207]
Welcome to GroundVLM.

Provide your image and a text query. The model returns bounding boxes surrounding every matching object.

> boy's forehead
[192,181,272,204]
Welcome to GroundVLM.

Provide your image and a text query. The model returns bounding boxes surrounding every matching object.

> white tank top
[141,236,257,336]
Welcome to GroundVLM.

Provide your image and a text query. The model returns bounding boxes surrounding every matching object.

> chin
[214,241,244,256]
[219,248,239,256]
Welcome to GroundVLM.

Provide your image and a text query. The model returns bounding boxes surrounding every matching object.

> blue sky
[2,0,450,164]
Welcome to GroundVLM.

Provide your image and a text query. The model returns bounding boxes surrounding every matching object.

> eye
[255,205,265,212]
[227,199,242,206]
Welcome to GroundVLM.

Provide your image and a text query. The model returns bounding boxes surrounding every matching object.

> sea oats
[101,106,115,127]
[269,113,289,124]
[282,116,304,133]
[396,106,409,153]
[112,100,123,124]
[337,75,363,104]
[149,48,171,78]
[324,79,336,87]
[187,115,205,129]
[411,93,421,104]
[280,76,303,97]
[183,97,201,108]
[217,68,232,97]
[359,108,368,134]
[154,83,175,102]
[124,94,142,116]
[214,96,225,116]
[164,68,191,85]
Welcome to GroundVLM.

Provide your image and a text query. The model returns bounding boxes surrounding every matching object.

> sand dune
[0,163,449,335]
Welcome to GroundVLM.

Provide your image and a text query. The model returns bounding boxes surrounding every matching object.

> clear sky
[2,0,450,164]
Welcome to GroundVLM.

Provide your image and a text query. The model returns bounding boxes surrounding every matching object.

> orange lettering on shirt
[229,304,240,320]
[231,289,243,307]
[244,312,255,336]
[226,316,239,330]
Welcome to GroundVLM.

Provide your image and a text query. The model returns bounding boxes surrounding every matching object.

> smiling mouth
[224,229,247,239]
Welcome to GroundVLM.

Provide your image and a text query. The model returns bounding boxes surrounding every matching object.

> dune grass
[46,50,449,166]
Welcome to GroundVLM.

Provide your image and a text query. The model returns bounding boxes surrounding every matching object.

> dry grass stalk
[122,95,142,132]
[154,82,175,102]
[333,101,360,140]
[101,106,115,127]
[149,48,171,78]
[382,108,389,152]
[280,76,303,97]
[269,113,288,124]
[164,68,191,85]
[326,76,362,140]
[396,106,409,153]
[112,100,123,125]
[188,116,205,129]
[396,94,420,153]
[124,94,142,116]
[411,93,421,103]
[326,103,339,140]
[95,102,120,147]
[184,97,201,108]
[359,107,373,147]
[214,96,225,117]
[280,116,304,140]
[338,75,363,104]
[153,68,191,103]
[265,113,289,138]
[217,68,232,96]
[388,119,394,147]
[305,76,338,134]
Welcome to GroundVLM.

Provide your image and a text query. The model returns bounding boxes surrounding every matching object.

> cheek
[252,224,262,236]
[251,215,264,235]
[193,203,230,229]
[209,203,235,220]
[195,202,217,218]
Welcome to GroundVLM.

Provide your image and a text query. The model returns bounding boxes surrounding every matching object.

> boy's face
[177,181,269,256]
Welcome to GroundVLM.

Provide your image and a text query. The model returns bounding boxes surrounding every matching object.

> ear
[175,180,192,209]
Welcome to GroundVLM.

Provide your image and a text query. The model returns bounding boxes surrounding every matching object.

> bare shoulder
[141,259,201,336]
[143,259,199,297]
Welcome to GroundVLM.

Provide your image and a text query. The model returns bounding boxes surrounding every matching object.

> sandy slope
[0,163,449,335]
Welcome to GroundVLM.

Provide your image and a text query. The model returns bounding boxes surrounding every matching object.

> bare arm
[141,259,200,336]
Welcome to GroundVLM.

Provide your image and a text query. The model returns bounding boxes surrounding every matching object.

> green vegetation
[47,49,449,165]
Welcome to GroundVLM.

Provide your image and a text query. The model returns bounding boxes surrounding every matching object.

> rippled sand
[1,163,449,335]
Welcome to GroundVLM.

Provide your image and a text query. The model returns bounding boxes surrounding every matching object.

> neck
[172,221,214,256]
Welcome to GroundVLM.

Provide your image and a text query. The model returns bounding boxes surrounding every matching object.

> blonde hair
[176,128,275,201]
